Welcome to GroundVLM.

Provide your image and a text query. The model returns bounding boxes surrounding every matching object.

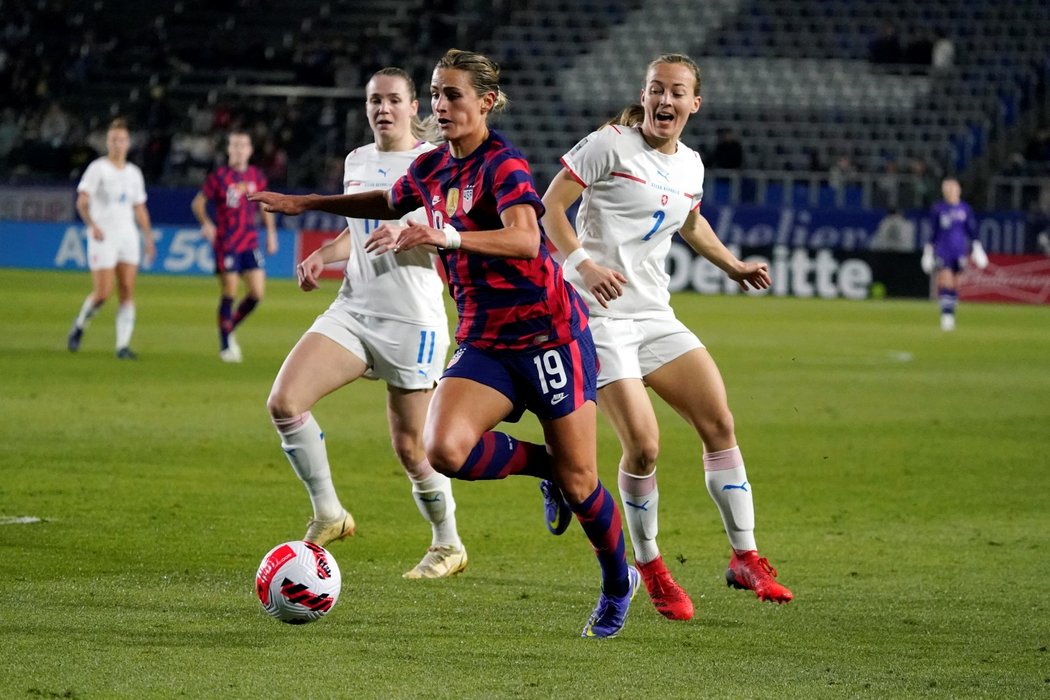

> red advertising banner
[958,254,1050,304]
[297,229,344,280]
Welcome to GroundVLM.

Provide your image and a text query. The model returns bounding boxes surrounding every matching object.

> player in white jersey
[267,68,467,580]
[541,54,793,618]
[67,118,156,359]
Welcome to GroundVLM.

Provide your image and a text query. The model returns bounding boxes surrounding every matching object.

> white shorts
[589,315,704,388]
[307,303,450,390]
[87,229,140,270]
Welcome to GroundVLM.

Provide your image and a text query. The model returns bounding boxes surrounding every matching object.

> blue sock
[233,296,259,328]
[573,483,630,597]
[458,432,553,480]
[938,287,957,316]
[218,296,234,349]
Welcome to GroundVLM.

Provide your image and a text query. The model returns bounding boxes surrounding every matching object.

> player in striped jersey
[265,68,467,579]
[192,131,278,362]
[921,177,987,331]
[542,54,793,618]
[253,50,638,638]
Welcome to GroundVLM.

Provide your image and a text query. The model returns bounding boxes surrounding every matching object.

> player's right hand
[89,224,104,242]
[249,191,307,216]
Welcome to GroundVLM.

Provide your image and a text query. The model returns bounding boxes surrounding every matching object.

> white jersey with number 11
[338,141,445,325]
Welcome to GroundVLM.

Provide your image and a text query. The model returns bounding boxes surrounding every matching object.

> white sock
[618,468,660,565]
[272,412,343,521]
[74,295,103,329]
[115,302,135,350]
[410,468,461,549]
[704,446,757,552]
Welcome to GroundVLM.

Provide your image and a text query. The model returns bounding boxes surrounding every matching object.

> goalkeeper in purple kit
[921,177,987,331]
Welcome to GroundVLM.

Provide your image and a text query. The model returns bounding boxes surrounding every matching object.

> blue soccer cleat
[67,325,83,352]
[581,565,640,639]
[539,479,572,535]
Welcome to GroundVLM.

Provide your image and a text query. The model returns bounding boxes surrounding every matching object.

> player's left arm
[133,203,156,263]
[393,204,540,258]
[262,208,278,255]
[966,205,988,268]
[679,208,770,291]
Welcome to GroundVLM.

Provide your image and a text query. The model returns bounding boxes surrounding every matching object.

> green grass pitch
[1,268,1048,698]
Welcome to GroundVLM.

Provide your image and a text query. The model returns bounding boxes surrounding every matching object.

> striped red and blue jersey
[390,130,588,352]
[201,165,268,253]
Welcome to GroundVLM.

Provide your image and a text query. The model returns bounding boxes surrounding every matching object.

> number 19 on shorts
[532,350,567,394]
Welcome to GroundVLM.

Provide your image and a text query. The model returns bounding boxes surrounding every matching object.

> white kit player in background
[67,118,156,359]
[266,68,468,580]
[541,53,792,619]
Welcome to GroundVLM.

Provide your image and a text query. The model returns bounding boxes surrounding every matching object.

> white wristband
[441,224,461,250]
[563,247,590,271]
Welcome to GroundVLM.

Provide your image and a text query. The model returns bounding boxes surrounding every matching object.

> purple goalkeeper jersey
[390,130,589,352]
[929,200,977,260]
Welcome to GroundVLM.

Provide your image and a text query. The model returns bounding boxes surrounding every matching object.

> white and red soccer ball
[255,540,342,624]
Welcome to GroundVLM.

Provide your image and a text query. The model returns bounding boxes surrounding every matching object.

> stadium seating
[1,0,1048,209]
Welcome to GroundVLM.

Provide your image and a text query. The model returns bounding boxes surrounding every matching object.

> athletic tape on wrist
[564,247,590,271]
[441,225,461,250]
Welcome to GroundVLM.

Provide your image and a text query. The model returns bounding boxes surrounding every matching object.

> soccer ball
[255,540,342,624]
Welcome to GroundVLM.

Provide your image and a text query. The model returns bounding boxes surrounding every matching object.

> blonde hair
[604,104,644,128]
[435,49,509,113]
[108,118,129,132]
[648,53,702,96]
[370,67,440,142]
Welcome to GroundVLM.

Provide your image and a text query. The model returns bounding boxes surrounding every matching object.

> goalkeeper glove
[921,244,934,274]
[970,241,988,269]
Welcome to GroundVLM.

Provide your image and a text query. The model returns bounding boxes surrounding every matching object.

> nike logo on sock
[722,481,749,492]
[625,499,650,511]
[418,494,442,503]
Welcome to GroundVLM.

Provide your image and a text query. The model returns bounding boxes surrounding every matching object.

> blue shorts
[216,248,264,275]
[934,244,967,273]
[442,330,597,422]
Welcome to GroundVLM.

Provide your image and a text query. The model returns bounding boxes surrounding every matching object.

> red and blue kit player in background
[921,177,988,331]
[192,131,278,361]
[252,49,638,638]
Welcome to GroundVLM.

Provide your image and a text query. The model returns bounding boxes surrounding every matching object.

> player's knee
[554,464,599,505]
[266,388,303,420]
[622,438,660,474]
[697,409,735,447]
[423,432,472,477]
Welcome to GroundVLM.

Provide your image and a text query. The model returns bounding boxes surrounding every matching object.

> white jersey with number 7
[559,124,704,319]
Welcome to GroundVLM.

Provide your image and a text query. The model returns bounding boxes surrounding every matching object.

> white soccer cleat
[304,509,356,547]
[227,332,241,356]
[219,347,243,363]
[402,545,468,579]
[940,314,955,332]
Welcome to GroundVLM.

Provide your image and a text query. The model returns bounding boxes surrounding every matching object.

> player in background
[67,118,156,359]
[191,131,278,362]
[541,53,793,621]
[921,177,988,331]
[252,49,639,638]
[264,68,468,580]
